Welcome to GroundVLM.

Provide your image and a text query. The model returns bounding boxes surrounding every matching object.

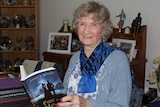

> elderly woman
[57,1,132,107]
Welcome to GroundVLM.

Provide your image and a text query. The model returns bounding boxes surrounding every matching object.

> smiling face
[77,13,104,52]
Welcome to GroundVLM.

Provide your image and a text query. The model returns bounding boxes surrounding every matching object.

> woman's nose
[84,25,90,35]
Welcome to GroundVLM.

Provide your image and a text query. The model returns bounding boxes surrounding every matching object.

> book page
[20,66,55,81]
[20,65,28,81]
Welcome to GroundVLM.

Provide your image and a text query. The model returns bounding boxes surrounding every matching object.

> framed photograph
[112,38,136,61]
[47,32,72,54]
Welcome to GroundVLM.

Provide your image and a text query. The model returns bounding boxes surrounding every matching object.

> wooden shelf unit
[109,25,147,88]
[0,0,39,66]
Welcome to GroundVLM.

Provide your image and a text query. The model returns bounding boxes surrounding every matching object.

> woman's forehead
[80,13,99,21]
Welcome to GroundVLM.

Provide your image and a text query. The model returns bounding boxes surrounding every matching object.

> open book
[20,65,66,107]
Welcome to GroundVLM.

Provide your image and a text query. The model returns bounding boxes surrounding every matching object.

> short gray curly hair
[72,1,113,40]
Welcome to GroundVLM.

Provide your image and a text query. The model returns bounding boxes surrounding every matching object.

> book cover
[20,65,66,107]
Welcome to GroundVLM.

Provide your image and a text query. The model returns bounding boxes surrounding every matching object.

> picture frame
[112,38,136,61]
[47,32,72,54]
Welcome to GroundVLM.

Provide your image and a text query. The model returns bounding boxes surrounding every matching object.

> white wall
[40,0,160,90]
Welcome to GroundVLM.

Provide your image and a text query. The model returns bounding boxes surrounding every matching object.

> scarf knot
[78,39,124,93]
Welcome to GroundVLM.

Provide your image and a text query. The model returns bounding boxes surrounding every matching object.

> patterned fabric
[78,39,125,93]
[129,85,143,107]
[67,61,98,100]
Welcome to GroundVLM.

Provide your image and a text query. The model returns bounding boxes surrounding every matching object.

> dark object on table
[131,12,142,35]
[14,58,24,66]
[142,88,157,105]
[14,58,25,72]
[0,58,11,72]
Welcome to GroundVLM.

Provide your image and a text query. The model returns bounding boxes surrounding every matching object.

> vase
[157,82,160,91]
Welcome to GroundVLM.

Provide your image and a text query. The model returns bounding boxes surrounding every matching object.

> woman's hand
[56,95,90,107]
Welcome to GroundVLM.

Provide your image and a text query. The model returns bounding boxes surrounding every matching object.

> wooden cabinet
[0,0,39,70]
[109,25,147,88]
[43,52,72,71]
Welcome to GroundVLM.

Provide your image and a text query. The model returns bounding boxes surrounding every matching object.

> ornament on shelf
[21,0,31,5]
[147,56,160,91]
[63,18,69,32]
[15,37,22,51]
[124,26,131,34]
[59,18,70,32]
[115,8,126,32]
[131,12,142,35]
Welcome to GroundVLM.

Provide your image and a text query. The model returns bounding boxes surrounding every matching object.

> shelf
[0,0,39,71]
[0,50,36,53]
[110,33,140,40]
[0,5,35,8]
[0,27,36,30]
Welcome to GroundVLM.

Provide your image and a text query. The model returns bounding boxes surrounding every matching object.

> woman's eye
[91,23,98,26]
[79,22,85,26]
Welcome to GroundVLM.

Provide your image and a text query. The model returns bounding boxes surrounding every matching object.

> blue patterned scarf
[78,39,134,93]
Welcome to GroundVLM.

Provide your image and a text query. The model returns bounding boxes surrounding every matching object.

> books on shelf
[20,65,66,107]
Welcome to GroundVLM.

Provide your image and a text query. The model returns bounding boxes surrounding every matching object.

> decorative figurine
[15,37,22,51]
[116,8,126,32]
[21,0,31,5]
[63,18,69,32]
[131,12,142,35]
[124,26,130,34]
[3,0,17,5]
[136,12,142,33]
[59,18,70,32]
